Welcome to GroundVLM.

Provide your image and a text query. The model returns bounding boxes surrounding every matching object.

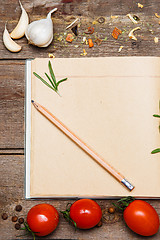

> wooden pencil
[31,100,134,191]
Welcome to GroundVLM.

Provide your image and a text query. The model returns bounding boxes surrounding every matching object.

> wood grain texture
[1,0,160,239]
[0,0,160,58]
[0,60,25,149]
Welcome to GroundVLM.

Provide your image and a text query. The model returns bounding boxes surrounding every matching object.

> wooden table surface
[1,0,160,239]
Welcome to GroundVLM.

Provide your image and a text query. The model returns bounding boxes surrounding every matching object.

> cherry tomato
[123,200,159,236]
[27,203,59,237]
[69,199,102,229]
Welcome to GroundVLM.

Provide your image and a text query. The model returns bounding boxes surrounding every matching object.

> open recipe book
[25,57,160,198]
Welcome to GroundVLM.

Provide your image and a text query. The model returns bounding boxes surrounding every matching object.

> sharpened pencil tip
[31,100,34,103]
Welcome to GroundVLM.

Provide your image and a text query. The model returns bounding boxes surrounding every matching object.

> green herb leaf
[33,61,67,96]
[57,78,68,87]
[33,72,56,93]
[151,148,160,154]
[45,72,56,89]
[48,60,57,89]
[113,196,135,211]
[153,114,160,118]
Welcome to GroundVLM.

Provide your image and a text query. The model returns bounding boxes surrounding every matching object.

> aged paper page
[30,57,160,197]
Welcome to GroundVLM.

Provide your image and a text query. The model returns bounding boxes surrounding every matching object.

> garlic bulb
[10,0,29,39]
[3,24,22,52]
[25,8,57,47]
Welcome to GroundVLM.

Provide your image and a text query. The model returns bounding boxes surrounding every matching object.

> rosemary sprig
[151,102,160,154]
[153,114,160,118]
[33,60,67,95]
[151,148,160,154]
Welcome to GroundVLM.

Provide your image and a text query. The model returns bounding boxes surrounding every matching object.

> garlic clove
[3,24,22,52]
[10,0,29,39]
[25,8,57,48]
[25,19,53,47]
[41,35,53,47]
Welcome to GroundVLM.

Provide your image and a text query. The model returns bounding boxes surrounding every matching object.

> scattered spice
[88,38,94,48]
[155,13,160,18]
[92,20,98,25]
[108,207,115,214]
[128,27,140,41]
[12,216,18,222]
[15,223,21,230]
[95,38,102,46]
[154,37,159,43]
[15,205,22,212]
[48,53,55,58]
[127,13,138,24]
[80,49,87,56]
[133,15,140,21]
[112,27,122,39]
[66,33,74,42]
[18,217,24,224]
[1,213,8,220]
[82,36,88,44]
[97,17,105,24]
[118,46,124,52]
[57,35,63,42]
[138,3,144,8]
[111,15,118,19]
[85,26,94,34]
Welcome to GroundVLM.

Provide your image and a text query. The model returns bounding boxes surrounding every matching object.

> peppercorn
[108,207,115,214]
[1,213,8,220]
[15,205,22,212]
[98,17,105,24]
[12,216,18,222]
[18,217,24,224]
[15,223,21,230]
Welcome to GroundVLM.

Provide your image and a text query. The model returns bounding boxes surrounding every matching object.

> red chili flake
[66,34,74,43]
[88,39,94,48]
[95,38,102,46]
[85,26,94,34]
[112,27,122,39]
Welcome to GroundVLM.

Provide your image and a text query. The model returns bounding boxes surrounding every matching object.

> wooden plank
[0,60,25,149]
[0,155,160,240]
[0,0,160,59]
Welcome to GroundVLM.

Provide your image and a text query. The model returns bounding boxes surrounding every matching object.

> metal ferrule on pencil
[121,179,134,191]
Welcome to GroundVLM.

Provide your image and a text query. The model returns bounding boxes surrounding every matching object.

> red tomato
[27,204,59,236]
[69,199,102,229]
[123,200,159,236]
